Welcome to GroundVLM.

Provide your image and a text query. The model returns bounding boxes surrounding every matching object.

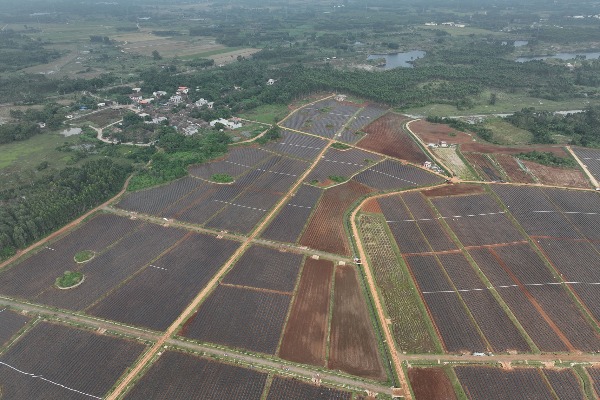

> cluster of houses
[424,22,466,28]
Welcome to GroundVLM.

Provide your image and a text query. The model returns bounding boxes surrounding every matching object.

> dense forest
[507,107,600,146]
[0,159,132,259]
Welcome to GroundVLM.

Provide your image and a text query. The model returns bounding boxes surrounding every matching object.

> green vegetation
[128,130,230,191]
[55,271,84,289]
[331,142,351,150]
[256,125,281,145]
[328,175,348,183]
[516,151,577,168]
[426,116,495,142]
[210,173,234,183]
[482,118,533,145]
[507,107,600,146]
[74,250,95,263]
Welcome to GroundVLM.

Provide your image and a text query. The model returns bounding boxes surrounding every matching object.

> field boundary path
[0,296,392,396]
[566,145,600,188]
[106,137,336,400]
[0,175,133,271]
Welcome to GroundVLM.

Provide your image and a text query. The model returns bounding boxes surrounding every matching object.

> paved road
[0,296,392,396]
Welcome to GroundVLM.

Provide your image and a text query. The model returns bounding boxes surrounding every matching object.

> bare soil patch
[408,368,457,400]
[421,184,485,198]
[410,120,473,144]
[522,161,591,188]
[461,142,567,156]
[328,265,386,381]
[361,198,383,214]
[279,258,334,366]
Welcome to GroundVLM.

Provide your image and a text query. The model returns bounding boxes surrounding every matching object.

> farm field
[179,284,291,355]
[572,146,600,182]
[328,265,387,381]
[278,258,333,366]
[267,376,353,400]
[408,368,457,400]
[0,321,146,399]
[124,350,268,400]
[433,147,478,180]
[0,309,30,348]
[357,113,428,163]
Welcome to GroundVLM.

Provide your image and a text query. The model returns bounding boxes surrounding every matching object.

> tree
[489,92,497,105]
[152,50,163,60]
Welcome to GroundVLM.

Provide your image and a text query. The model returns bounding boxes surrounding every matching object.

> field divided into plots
[455,366,587,400]
[408,368,457,400]
[180,284,291,355]
[88,232,240,331]
[278,258,333,366]
[222,245,303,293]
[0,321,146,399]
[125,351,268,400]
[357,113,429,164]
[281,98,387,144]
[265,129,327,160]
[328,265,387,381]
[358,213,438,354]
[0,309,30,348]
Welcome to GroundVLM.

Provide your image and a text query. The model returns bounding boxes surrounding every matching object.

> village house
[210,118,243,130]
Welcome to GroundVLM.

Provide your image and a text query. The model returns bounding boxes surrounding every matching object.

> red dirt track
[421,184,485,197]
[279,258,334,366]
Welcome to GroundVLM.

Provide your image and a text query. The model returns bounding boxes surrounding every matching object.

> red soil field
[410,120,473,144]
[300,180,374,256]
[328,265,386,381]
[421,184,485,197]
[361,197,383,214]
[494,154,535,183]
[522,161,591,188]
[279,258,334,366]
[358,114,428,163]
[408,368,457,400]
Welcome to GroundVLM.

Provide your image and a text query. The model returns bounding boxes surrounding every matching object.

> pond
[516,51,600,62]
[367,50,426,69]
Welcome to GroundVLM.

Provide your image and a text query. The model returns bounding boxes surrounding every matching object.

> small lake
[516,51,600,62]
[367,50,426,69]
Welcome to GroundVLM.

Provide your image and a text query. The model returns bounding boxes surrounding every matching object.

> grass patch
[516,151,577,168]
[74,250,95,263]
[328,175,348,183]
[483,118,533,145]
[55,271,84,289]
[210,173,234,183]
[239,104,289,124]
[331,142,351,150]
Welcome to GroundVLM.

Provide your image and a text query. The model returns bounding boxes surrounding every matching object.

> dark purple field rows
[401,192,457,252]
[265,130,326,160]
[0,214,142,300]
[438,252,530,352]
[189,147,274,180]
[337,105,388,143]
[282,105,322,131]
[455,367,554,400]
[538,238,600,322]
[354,159,443,191]
[543,188,600,240]
[543,369,585,400]
[223,246,303,292]
[0,321,145,400]
[117,176,204,216]
[492,185,581,239]
[261,184,323,243]
[491,243,600,351]
[431,194,523,246]
[407,254,487,352]
[181,285,291,354]
[0,309,30,347]
[37,223,187,311]
[307,147,382,183]
[267,377,352,400]
[469,248,569,352]
[88,233,240,331]
[304,102,362,138]
[378,196,432,254]
[573,146,600,181]
[125,351,267,400]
